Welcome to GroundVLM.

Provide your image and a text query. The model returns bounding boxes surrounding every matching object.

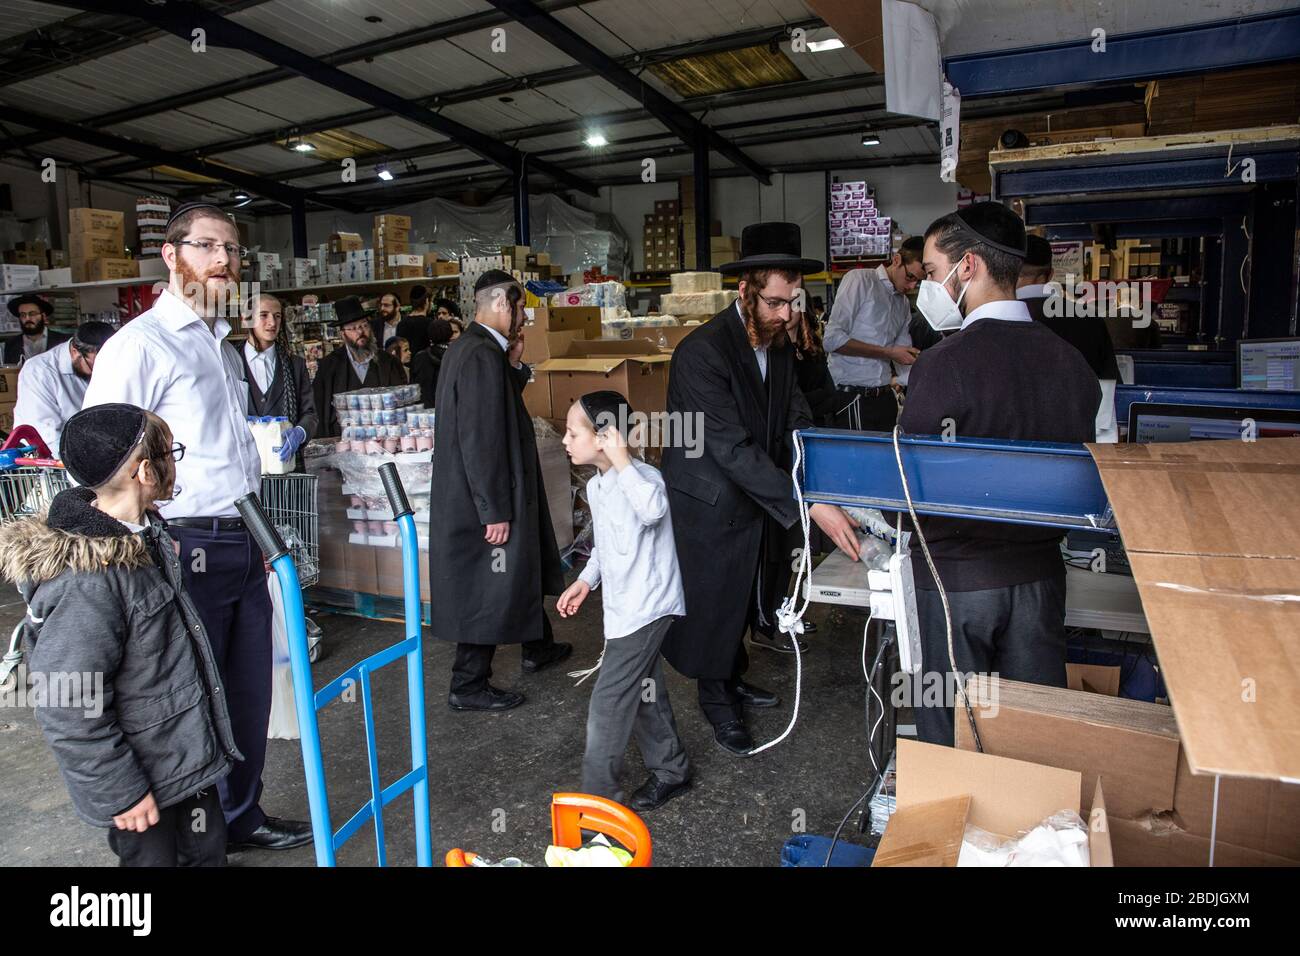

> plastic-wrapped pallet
[670,271,722,294]
[660,289,736,315]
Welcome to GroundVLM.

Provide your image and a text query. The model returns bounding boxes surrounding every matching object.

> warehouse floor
[0,576,882,867]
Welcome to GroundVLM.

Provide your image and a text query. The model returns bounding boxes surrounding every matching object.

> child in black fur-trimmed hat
[558,391,691,813]
[0,403,240,866]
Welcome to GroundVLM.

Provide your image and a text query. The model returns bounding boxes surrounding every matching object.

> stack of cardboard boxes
[374,214,417,280]
[0,365,17,432]
[678,176,728,269]
[324,233,370,285]
[69,208,137,283]
[642,200,681,273]
[136,196,170,259]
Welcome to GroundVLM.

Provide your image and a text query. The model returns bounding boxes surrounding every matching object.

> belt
[836,384,893,397]
[168,516,246,531]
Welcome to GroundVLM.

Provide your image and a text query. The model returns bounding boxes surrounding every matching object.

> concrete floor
[0,576,882,867]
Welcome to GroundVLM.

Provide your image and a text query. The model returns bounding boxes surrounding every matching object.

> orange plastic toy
[445,793,652,867]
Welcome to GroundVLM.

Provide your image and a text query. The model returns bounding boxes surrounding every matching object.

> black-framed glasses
[173,239,249,259]
[903,266,925,284]
[757,293,800,311]
[130,442,185,479]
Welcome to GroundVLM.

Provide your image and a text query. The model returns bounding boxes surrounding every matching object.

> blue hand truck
[236,461,432,866]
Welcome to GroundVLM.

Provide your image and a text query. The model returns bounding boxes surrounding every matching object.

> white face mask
[916,260,970,332]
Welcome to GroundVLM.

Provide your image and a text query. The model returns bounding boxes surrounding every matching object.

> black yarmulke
[60,404,147,488]
[579,390,636,437]
[474,269,517,293]
[1024,235,1053,268]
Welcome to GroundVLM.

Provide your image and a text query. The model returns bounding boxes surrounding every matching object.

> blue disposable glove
[277,425,307,461]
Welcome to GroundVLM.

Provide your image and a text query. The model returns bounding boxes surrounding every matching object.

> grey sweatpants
[582,615,690,804]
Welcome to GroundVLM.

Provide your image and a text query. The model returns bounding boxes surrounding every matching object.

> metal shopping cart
[1,426,72,692]
[260,473,325,663]
[237,462,431,866]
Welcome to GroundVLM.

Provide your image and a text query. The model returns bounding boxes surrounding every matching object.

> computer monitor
[1238,338,1300,391]
[1126,402,1300,444]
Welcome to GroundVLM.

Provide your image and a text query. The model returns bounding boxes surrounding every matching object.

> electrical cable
[891,423,983,752]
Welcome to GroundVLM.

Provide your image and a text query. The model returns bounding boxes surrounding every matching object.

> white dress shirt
[959,298,1033,331]
[578,459,686,639]
[244,339,277,395]
[82,289,260,519]
[1016,283,1052,300]
[13,342,86,455]
[734,302,767,381]
[381,318,400,346]
[823,265,913,388]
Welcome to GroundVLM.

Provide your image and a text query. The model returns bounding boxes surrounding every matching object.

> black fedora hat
[6,293,53,319]
[718,221,823,276]
[333,295,372,328]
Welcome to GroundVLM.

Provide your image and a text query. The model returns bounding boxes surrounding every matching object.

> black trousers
[171,525,272,843]
[912,574,1069,746]
[106,789,227,867]
[450,612,557,695]
[697,571,763,727]
[831,387,900,432]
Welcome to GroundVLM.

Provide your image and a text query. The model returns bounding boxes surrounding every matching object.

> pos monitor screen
[1238,338,1300,391]
[1126,402,1300,444]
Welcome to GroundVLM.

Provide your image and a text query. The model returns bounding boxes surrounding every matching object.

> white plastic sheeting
[255,193,630,278]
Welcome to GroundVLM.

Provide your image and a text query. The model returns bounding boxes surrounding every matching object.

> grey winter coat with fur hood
[0,487,241,828]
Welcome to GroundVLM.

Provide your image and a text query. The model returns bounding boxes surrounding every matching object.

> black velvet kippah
[579,390,636,437]
[60,404,148,488]
[474,269,517,293]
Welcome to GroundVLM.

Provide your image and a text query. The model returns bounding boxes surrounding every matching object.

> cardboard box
[69,232,124,261]
[73,258,139,282]
[629,324,694,351]
[0,367,19,401]
[873,739,1112,867]
[430,261,457,276]
[957,676,1300,866]
[535,305,601,340]
[501,245,530,263]
[375,214,411,231]
[521,325,584,365]
[537,429,573,551]
[69,208,125,235]
[329,232,364,253]
[0,405,12,433]
[1088,438,1300,782]
[539,340,672,417]
[523,368,553,420]
[3,251,43,266]
[387,254,422,267]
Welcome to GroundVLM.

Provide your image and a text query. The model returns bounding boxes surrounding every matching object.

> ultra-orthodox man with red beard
[659,222,862,756]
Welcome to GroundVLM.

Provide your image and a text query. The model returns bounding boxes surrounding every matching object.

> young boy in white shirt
[558,391,691,811]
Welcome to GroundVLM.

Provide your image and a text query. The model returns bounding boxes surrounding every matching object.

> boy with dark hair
[0,404,239,866]
[903,202,1101,746]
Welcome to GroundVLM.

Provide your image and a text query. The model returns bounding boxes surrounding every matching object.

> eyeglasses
[130,442,185,478]
[173,239,248,259]
[757,294,800,311]
[903,266,925,285]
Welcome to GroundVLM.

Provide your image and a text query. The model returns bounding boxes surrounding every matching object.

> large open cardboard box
[956,676,1300,866]
[874,739,1112,867]
[538,339,672,418]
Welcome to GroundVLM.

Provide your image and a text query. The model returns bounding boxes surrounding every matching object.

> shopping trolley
[259,473,325,663]
[236,461,432,867]
[1,427,72,693]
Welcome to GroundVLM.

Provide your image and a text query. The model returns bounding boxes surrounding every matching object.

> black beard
[21,321,45,336]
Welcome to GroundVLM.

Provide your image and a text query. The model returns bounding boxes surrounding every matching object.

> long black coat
[3,329,69,365]
[428,322,564,646]
[410,343,446,409]
[312,346,407,437]
[661,306,812,678]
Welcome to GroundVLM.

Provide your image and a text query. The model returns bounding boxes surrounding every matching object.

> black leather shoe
[801,620,819,635]
[227,817,313,852]
[750,629,808,654]
[735,681,780,708]
[630,775,692,812]
[448,684,525,712]
[713,720,753,755]
[521,641,572,674]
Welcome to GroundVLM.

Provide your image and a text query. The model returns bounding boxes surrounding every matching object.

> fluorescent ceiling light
[376,165,394,181]
[291,141,316,152]
[584,132,608,147]
[807,37,845,52]
[861,133,880,147]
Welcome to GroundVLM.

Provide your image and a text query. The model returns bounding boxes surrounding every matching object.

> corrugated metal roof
[336,36,526,100]
[229,0,488,58]
[0,1,70,44]
[2,33,269,121]
[551,0,802,53]
[186,77,373,130]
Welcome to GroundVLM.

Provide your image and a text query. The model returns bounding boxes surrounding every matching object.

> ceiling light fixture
[861,133,881,147]
[376,164,394,181]
[291,140,316,152]
[584,132,608,148]
[807,37,845,52]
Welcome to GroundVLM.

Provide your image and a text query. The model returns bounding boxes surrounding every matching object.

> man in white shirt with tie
[14,321,114,454]
[83,201,312,853]
[822,236,926,431]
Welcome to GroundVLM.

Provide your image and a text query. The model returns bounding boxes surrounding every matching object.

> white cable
[891,424,982,752]
[862,613,882,777]
[747,429,812,756]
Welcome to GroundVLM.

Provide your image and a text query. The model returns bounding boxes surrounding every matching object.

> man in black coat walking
[660,223,861,755]
[313,296,407,437]
[427,270,571,711]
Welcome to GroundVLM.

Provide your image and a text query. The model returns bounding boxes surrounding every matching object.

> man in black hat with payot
[312,295,407,437]
[4,294,69,365]
[427,269,570,712]
[660,222,862,755]
[902,202,1101,746]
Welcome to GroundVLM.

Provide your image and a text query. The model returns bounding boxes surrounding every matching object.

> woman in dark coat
[232,293,317,467]
[427,272,569,711]
[409,318,454,408]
